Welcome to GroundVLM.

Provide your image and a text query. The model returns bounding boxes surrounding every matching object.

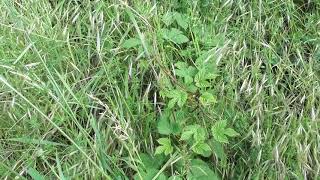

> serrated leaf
[156,138,173,156]
[192,142,212,156]
[162,12,176,26]
[224,128,240,137]
[195,69,212,88]
[180,130,194,141]
[211,120,228,143]
[122,38,141,49]
[157,117,172,135]
[166,89,188,108]
[199,92,216,106]
[194,128,206,142]
[158,138,171,145]
[209,139,226,162]
[180,124,200,141]
[187,159,219,180]
[211,120,239,144]
[175,61,188,69]
[155,146,165,155]
[174,13,188,29]
[175,62,197,85]
[177,91,188,107]
[168,98,177,109]
[161,28,189,44]
[195,51,217,73]
[187,84,198,93]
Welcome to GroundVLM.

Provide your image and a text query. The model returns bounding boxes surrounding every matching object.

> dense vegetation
[1,0,320,179]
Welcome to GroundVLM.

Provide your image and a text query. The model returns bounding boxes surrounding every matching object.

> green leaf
[195,51,217,72]
[161,28,189,44]
[199,92,216,106]
[180,130,194,141]
[180,125,200,141]
[134,168,167,180]
[195,69,212,88]
[175,62,197,85]
[175,61,188,69]
[139,153,165,170]
[157,116,172,135]
[27,167,45,180]
[166,89,188,108]
[177,91,188,107]
[209,139,226,163]
[171,122,182,135]
[224,128,240,137]
[194,128,206,142]
[168,98,177,109]
[168,175,183,180]
[162,12,175,26]
[192,142,212,157]
[186,84,198,93]
[174,13,188,29]
[122,38,141,49]
[211,120,239,143]
[155,146,165,155]
[187,159,219,180]
[211,120,228,143]
[157,110,182,135]
[155,138,173,156]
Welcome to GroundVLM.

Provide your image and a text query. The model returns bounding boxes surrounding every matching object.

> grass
[0,0,320,179]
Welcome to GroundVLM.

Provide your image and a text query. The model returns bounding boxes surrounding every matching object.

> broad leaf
[180,124,200,141]
[155,138,173,155]
[187,159,219,180]
[199,92,216,106]
[175,62,197,85]
[211,120,228,143]
[157,116,172,135]
[192,142,212,157]
[211,120,239,143]
[161,28,189,44]
[162,12,176,26]
[166,89,188,108]
[194,127,206,142]
[122,38,141,49]
[195,69,215,88]
[224,128,240,137]
[174,13,188,30]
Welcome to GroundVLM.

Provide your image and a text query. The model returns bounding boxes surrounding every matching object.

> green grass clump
[1,0,320,179]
